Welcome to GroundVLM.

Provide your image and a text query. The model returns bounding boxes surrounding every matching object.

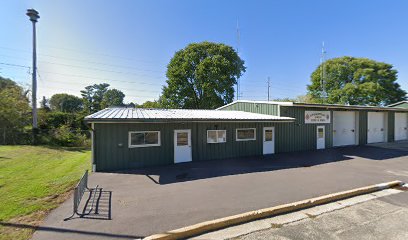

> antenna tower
[320,42,327,99]
[236,19,240,100]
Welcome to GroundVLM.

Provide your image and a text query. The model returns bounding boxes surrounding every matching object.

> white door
[395,113,408,141]
[263,127,275,155]
[367,112,386,143]
[316,126,325,149]
[333,111,357,146]
[174,129,192,163]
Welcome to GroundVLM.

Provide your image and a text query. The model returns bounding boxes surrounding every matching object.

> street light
[26,9,40,144]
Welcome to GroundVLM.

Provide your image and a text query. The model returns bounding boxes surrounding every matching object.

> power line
[0,52,164,74]
[0,45,163,66]
[43,78,162,93]
[39,85,159,99]
[0,62,30,69]
[0,61,165,86]
[40,44,162,65]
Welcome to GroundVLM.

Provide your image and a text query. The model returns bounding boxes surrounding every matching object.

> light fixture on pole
[26,8,40,143]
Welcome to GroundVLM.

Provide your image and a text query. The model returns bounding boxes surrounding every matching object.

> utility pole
[26,9,40,144]
[267,76,271,101]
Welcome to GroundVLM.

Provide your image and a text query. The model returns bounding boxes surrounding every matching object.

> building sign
[305,111,330,124]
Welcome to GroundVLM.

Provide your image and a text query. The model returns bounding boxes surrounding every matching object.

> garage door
[367,112,386,144]
[333,111,357,146]
[395,113,408,141]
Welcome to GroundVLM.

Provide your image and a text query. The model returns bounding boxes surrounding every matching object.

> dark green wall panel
[278,106,333,152]
[221,102,279,116]
[388,112,395,142]
[95,122,280,171]
[359,111,368,145]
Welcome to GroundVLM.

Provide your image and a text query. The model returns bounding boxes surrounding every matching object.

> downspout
[90,122,96,172]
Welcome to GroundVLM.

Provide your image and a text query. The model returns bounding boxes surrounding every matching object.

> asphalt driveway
[31,141,408,240]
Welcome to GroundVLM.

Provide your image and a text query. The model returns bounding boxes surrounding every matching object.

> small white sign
[305,111,330,124]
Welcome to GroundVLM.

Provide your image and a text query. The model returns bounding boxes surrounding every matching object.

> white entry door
[263,127,275,155]
[395,113,408,141]
[174,129,192,163]
[316,126,325,149]
[367,112,386,143]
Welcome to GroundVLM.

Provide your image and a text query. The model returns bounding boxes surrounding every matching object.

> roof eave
[84,118,295,123]
[291,103,408,111]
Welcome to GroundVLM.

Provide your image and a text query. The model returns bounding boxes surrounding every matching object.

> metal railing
[64,170,111,221]
[65,170,96,220]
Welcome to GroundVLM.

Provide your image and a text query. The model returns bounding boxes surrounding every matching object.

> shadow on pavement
[0,222,142,239]
[109,144,408,185]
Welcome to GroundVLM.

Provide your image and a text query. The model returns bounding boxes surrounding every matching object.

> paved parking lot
[32,141,408,240]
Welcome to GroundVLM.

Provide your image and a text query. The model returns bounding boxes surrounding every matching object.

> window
[264,129,273,142]
[176,132,189,146]
[129,131,160,147]
[207,130,226,143]
[317,127,324,138]
[236,128,256,141]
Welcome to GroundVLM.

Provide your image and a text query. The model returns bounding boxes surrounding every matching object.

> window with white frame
[207,130,226,143]
[129,131,160,147]
[236,128,256,141]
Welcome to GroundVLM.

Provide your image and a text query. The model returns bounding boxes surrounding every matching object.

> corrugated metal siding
[359,111,368,145]
[220,102,279,116]
[388,112,395,142]
[278,106,332,152]
[94,122,280,171]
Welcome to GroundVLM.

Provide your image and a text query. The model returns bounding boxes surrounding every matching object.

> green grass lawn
[0,145,90,240]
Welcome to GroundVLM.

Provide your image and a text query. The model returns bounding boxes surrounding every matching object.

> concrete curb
[143,180,403,240]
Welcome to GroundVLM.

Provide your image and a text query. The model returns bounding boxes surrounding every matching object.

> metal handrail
[64,170,91,221]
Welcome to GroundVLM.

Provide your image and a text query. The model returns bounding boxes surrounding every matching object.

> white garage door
[333,111,357,146]
[395,113,408,141]
[367,112,386,144]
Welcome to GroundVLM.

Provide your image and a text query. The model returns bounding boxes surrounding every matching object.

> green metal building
[84,108,294,171]
[85,101,408,172]
[218,100,408,152]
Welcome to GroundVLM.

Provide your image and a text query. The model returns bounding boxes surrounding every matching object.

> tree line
[0,78,131,146]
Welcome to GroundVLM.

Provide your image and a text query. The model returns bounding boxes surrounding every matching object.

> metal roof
[292,102,408,111]
[84,108,295,122]
[387,101,408,107]
[218,100,408,112]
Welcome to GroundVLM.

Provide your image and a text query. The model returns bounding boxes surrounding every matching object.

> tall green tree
[162,41,245,109]
[80,83,110,113]
[138,100,162,108]
[308,56,407,105]
[0,77,30,144]
[49,93,83,112]
[101,89,125,108]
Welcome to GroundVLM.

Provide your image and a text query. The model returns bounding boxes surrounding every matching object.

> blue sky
[1,0,407,104]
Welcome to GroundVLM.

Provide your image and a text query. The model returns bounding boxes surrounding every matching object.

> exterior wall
[278,107,397,150]
[220,102,280,116]
[388,112,395,142]
[94,121,283,171]
[358,111,368,145]
[278,106,332,152]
